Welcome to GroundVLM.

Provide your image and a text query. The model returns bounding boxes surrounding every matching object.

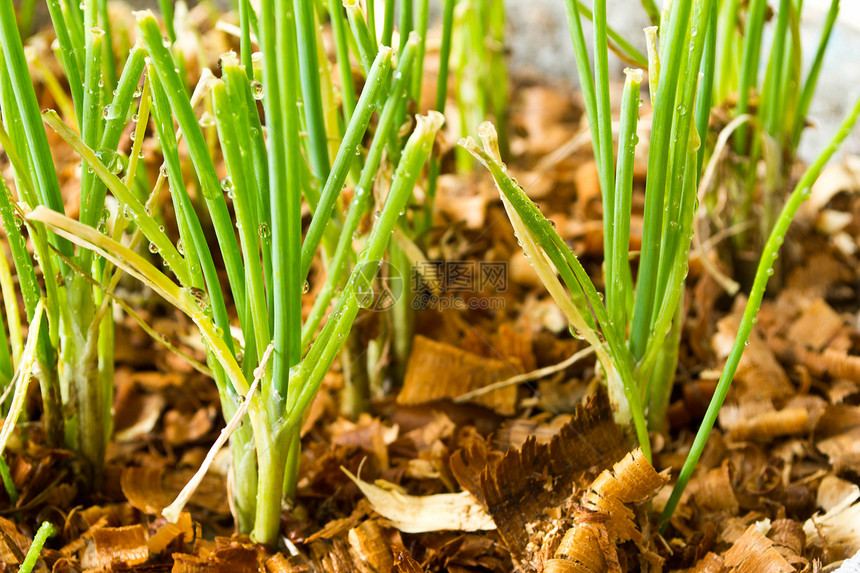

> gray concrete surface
[501,0,860,162]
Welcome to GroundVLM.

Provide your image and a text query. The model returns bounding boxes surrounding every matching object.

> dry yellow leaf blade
[342,467,496,533]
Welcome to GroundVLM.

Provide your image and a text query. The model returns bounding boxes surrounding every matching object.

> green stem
[575,1,648,68]
[608,69,641,334]
[329,0,356,122]
[294,0,331,185]
[137,12,248,320]
[19,521,55,573]
[628,0,693,361]
[424,0,456,227]
[301,46,393,279]
[660,94,860,529]
[287,112,444,429]
[0,0,70,257]
[301,35,418,348]
[733,0,767,155]
[381,0,394,47]
[791,0,839,150]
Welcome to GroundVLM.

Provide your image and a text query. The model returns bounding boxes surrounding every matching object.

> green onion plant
[464,0,860,528]
[707,0,841,251]
[24,0,445,545]
[0,0,148,487]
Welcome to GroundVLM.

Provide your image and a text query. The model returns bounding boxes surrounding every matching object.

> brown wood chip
[83,524,149,571]
[723,525,794,573]
[398,335,520,415]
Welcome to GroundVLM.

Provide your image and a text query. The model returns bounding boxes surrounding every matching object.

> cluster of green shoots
[711,0,842,249]
[464,0,860,527]
[0,0,464,547]
[0,0,144,493]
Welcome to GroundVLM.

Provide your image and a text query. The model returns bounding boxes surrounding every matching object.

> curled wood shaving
[0,517,29,565]
[544,512,611,573]
[148,512,194,554]
[821,349,860,382]
[392,545,425,572]
[455,345,596,404]
[82,524,149,571]
[723,524,795,573]
[120,467,176,515]
[347,520,393,573]
[786,298,844,351]
[264,553,294,573]
[719,401,810,442]
[683,552,725,572]
[804,485,860,559]
[477,391,629,561]
[687,461,740,515]
[818,476,860,513]
[769,519,808,571]
[714,314,793,400]
[581,448,669,544]
[304,501,371,544]
[546,449,668,572]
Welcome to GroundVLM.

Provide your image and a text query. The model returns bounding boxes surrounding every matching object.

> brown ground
[2,5,860,572]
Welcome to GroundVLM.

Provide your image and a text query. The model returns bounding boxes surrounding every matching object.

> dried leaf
[342,468,495,533]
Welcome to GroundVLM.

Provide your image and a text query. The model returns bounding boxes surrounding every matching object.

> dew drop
[220,177,234,193]
[251,80,264,100]
[302,281,310,294]
[185,286,211,311]
[148,242,159,254]
[257,222,270,238]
